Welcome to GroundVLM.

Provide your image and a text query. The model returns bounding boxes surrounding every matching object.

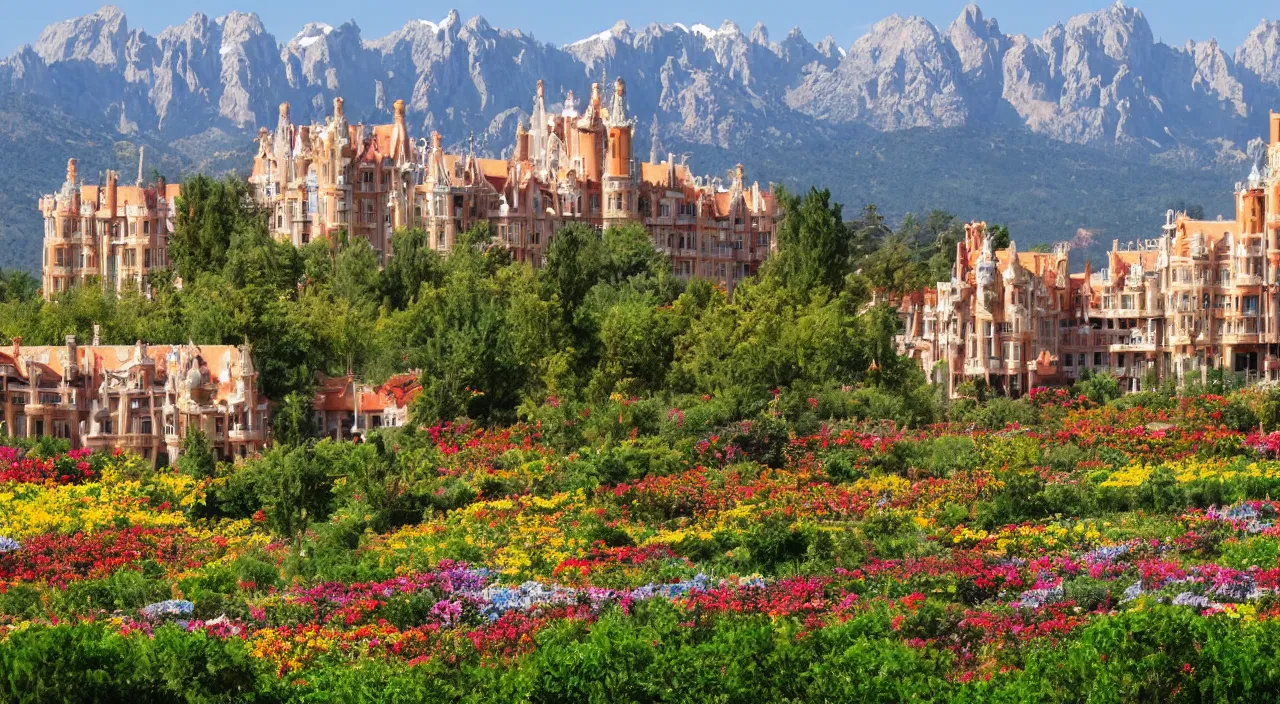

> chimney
[106,170,118,218]
[516,121,530,162]
[65,334,78,378]
[92,324,100,346]
[10,337,19,358]
[1271,110,1280,146]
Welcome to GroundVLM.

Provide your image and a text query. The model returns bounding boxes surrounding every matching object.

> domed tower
[603,77,637,228]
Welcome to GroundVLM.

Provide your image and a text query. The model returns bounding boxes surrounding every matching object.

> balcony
[1109,336,1158,352]
[963,358,1001,375]
[228,427,266,442]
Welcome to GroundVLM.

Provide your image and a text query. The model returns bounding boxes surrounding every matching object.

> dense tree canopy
[1,179,948,439]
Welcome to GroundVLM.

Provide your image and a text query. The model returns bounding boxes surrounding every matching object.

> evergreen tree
[176,426,215,479]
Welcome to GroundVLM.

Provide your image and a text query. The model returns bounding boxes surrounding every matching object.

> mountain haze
[1,2,1274,270]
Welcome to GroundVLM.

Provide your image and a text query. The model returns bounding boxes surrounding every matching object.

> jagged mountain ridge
[3,2,1279,155]
[0,2,1270,273]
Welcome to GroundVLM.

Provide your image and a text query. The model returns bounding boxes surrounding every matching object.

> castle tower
[105,170,118,220]
[274,102,293,184]
[390,99,411,230]
[578,83,602,183]
[602,77,636,227]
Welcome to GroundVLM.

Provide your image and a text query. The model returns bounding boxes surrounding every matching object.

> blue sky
[1,1,1267,57]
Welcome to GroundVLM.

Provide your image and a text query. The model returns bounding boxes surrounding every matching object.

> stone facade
[249,78,778,287]
[38,159,178,298]
[0,336,267,465]
[899,112,1280,397]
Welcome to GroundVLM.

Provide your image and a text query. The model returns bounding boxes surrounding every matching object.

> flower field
[10,394,1280,701]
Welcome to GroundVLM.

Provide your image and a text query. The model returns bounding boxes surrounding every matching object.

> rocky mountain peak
[35,4,132,66]
[948,3,1005,79]
[1060,0,1154,65]
[1236,19,1280,85]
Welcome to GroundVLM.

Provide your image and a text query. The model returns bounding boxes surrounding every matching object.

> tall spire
[606,77,630,128]
[530,79,547,166]
[648,114,663,164]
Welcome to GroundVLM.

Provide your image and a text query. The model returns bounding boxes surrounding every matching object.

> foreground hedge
[6,604,1280,703]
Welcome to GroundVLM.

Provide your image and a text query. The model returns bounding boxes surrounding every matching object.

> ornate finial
[279,102,290,118]
[431,131,442,149]
[393,99,406,119]
[536,79,545,98]
[615,76,625,97]
[333,96,345,119]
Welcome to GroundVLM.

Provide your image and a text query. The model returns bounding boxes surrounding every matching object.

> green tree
[0,269,39,303]
[273,390,319,447]
[332,238,383,309]
[259,444,335,545]
[764,187,851,297]
[1074,370,1121,405]
[169,175,257,282]
[176,426,216,479]
[381,228,443,309]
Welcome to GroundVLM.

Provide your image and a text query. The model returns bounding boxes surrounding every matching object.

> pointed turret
[605,78,633,179]
[530,79,548,166]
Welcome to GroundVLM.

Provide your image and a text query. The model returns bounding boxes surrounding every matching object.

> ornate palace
[898,112,1280,397]
[248,78,777,286]
[38,79,777,299]
[38,158,178,297]
[0,335,267,465]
